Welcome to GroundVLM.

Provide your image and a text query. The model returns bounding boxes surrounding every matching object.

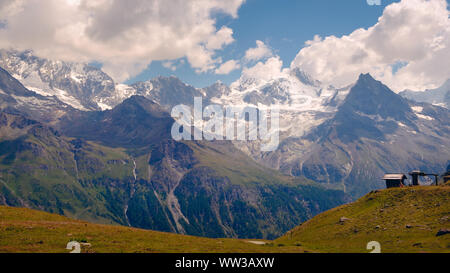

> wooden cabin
[382,174,408,188]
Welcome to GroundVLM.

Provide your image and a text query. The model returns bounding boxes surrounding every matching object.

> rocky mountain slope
[58,95,174,148]
[0,49,118,111]
[0,67,75,125]
[260,74,450,197]
[0,50,209,111]
[0,92,349,239]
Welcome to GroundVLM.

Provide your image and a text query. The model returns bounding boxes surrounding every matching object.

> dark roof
[382,174,407,180]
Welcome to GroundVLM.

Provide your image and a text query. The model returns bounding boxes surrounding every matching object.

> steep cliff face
[174,167,345,239]
[0,67,75,124]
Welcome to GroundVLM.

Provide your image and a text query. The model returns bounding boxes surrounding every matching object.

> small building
[382,174,408,188]
[409,170,425,186]
[409,170,439,186]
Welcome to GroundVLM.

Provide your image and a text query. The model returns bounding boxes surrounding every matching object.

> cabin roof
[382,174,407,180]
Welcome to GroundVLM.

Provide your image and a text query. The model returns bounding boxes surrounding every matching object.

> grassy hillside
[276,185,450,253]
[0,206,306,253]
[1,185,448,253]
[0,130,136,225]
[186,141,296,186]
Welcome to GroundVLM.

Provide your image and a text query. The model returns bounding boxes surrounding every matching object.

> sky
[129,0,402,87]
[0,0,449,91]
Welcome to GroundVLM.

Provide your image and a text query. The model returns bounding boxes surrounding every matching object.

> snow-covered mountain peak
[219,66,347,113]
[0,49,350,143]
[400,77,450,109]
[289,67,322,87]
[0,49,117,111]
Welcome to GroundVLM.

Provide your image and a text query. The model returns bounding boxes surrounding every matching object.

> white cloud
[0,0,245,82]
[244,40,273,62]
[206,26,235,50]
[237,56,288,84]
[291,0,450,91]
[215,59,240,75]
[213,39,277,76]
[162,61,177,71]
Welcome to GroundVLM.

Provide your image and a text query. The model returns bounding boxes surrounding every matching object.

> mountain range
[0,49,449,239]
[274,74,450,196]
[0,59,348,239]
[400,79,450,109]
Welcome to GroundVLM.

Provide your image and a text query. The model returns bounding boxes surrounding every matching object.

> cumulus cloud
[291,0,450,91]
[215,59,240,75]
[236,56,288,85]
[0,0,245,81]
[244,40,273,62]
[213,39,276,76]
[206,26,235,50]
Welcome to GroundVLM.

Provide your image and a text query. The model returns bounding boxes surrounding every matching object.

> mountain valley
[0,50,449,241]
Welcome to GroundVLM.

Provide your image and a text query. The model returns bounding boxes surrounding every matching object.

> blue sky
[127,0,402,88]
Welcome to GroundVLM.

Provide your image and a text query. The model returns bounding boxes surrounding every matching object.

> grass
[73,140,135,181]
[276,185,450,253]
[186,141,311,187]
[0,206,306,253]
[1,185,448,253]
[0,134,140,225]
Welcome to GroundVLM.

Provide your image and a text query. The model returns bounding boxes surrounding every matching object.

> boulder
[436,229,450,237]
